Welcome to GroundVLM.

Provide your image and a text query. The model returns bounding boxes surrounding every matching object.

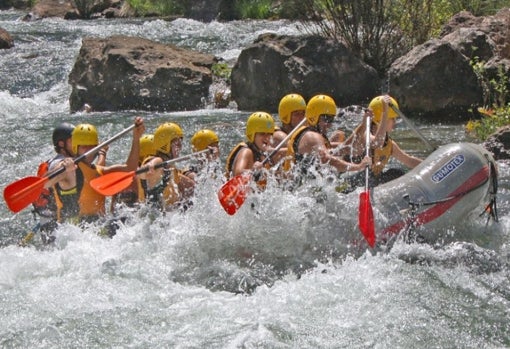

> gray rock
[68,35,217,112]
[231,33,378,112]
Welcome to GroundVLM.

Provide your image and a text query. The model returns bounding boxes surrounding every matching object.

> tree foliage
[297,0,508,76]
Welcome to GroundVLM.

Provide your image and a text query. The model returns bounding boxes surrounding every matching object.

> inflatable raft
[370,142,498,244]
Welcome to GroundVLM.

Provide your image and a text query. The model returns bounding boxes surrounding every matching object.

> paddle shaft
[261,117,307,166]
[389,104,435,151]
[134,148,211,175]
[46,124,136,180]
[358,114,376,247]
[364,114,370,191]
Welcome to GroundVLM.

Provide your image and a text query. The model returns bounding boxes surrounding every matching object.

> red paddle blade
[90,171,136,196]
[217,174,250,215]
[4,176,48,213]
[359,191,376,247]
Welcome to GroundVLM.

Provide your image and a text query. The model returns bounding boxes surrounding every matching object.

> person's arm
[43,157,76,190]
[178,171,196,199]
[95,145,108,166]
[321,149,371,173]
[232,147,254,177]
[391,141,422,169]
[338,122,365,157]
[102,116,145,174]
[272,130,287,147]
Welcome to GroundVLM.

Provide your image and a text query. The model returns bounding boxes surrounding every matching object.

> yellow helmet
[246,112,275,142]
[72,123,98,154]
[369,95,399,123]
[278,93,306,124]
[153,122,183,154]
[191,129,219,152]
[139,134,155,162]
[305,95,337,126]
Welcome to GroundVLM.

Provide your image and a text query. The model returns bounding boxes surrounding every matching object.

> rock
[389,39,483,120]
[68,35,217,112]
[0,27,14,49]
[31,0,78,19]
[0,0,30,10]
[184,0,223,22]
[484,125,510,160]
[442,28,496,62]
[231,34,378,112]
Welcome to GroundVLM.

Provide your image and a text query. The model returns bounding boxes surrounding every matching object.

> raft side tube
[373,143,496,241]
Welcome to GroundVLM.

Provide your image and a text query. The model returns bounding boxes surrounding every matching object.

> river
[0,9,509,348]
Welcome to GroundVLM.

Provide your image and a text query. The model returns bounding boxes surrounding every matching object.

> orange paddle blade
[90,171,136,196]
[217,174,251,215]
[4,176,49,213]
[359,191,376,247]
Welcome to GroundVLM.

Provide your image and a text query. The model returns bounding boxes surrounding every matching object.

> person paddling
[283,94,370,185]
[273,93,306,146]
[225,112,278,190]
[43,117,145,233]
[341,95,422,188]
[188,129,222,181]
[141,122,196,212]
[29,123,75,243]
[109,133,156,212]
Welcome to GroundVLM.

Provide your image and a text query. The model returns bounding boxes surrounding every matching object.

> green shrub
[126,0,184,16]
[212,63,232,81]
[466,105,510,140]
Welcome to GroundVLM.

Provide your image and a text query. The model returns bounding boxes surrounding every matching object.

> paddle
[389,103,436,151]
[218,117,307,215]
[358,114,376,247]
[89,148,211,196]
[3,124,136,213]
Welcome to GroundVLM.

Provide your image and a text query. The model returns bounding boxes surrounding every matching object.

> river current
[0,10,509,348]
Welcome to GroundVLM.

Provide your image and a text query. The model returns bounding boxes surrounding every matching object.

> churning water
[1,10,509,348]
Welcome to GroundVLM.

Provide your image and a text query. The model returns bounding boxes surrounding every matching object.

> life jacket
[142,154,191,211]
[283,126,331,174]
[145,166,186,210]
[32,155,65,219]
[75,162,105,218]
[111,180,139,210]
[225,142,269,188]
[371,134,393,176]
[137,156,156,203]
[54,183,79,222]
[225,142,247,180]
[342,126,393,178]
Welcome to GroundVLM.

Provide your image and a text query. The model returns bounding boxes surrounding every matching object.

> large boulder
[31,0,79,19]
[388,39,483,120]
[68,35,217,112]
[231,34,378,112]
[440,9,510,60]
[0,27,14,49]
[184,0,223,22]
[0,0,30,10]
[484,125,510,160]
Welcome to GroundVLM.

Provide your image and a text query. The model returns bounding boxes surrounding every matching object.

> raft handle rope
[479,155,498,225]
